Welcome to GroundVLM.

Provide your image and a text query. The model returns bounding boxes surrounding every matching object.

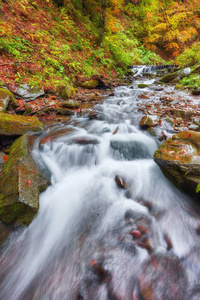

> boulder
[0,88,14,111]
[0,112,43,136]
[171,109,194,120]
[140,115,159,128]
[76,80,99,89]
[59,86,77,100]
[154,131,200,197]
[60,100,80,109]
[0,135,50,225]
[160,68,191,83]
[12,84,45,101]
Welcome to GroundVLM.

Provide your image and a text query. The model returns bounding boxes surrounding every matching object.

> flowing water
[1,67,200,299]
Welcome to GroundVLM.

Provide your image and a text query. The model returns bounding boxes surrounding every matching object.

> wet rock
[192,88,200,96]
[110,139,152,160]
[12,84,44,101]
[0,112,43,136]
[164,117,174,125]
[60,100,80,109]
[161,68,191,83]
[172,109,193,120]
[0,88,14,111]
[115,175,127,189]
[138,253,188,300]
[138,93,150,100]
[189,124,199,131]
[0,135,50,225]
[147,127,165,141]
[74,137,100,145]
[138,84,149,89]
[154,131,200,197]
[55,107,74,116]
[140,115,159,128]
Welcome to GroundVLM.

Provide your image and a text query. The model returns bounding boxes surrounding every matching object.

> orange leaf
[90,259,97,266]
[26,179,31,187]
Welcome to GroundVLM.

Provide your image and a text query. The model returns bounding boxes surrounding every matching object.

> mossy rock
[0,112,43,135]
[55,107,74,116]
[154,131,200,198]
[61,100,80,109]
[138,84,149,88]
[76,80,99,89]
[0,135,50,225]
[59,86,77,100]
[0,88,14,112]
[160,72,178,83]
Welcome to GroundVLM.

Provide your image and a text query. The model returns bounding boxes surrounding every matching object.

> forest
[0,0,199,92]
[1,1,200,299]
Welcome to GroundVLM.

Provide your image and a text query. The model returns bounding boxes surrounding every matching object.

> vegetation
[0,0,199,91]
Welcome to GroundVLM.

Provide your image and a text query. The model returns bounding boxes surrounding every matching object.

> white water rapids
[1,67,200,299]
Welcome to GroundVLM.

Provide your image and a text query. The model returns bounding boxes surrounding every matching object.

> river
[0,66,200,299]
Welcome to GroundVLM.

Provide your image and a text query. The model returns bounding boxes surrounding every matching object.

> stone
[60,100,80,109]
[138,84,149,88]
[188,124,199,131]
[0,112,43,136]
[192,88,200,96]
[13,84,45,101]
[0,135,50,225]
[76,80,99,89]
[110,139,152,160]
[0,88,14,111]
[154,131,200,197]
[171,109,193,120]
[140,115,159,128]
[115,175,127,189]
[59,86,77,99]
[160,68,191,83]
[54,107,74,116]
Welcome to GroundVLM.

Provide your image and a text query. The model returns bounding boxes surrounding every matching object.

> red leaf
[26,179,31,187]
[188,134,191,138]
[90,259,97,266]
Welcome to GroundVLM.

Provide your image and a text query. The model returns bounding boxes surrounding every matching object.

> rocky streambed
[0,65,200,299]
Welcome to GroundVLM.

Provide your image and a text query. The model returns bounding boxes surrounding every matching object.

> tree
[98,0,107,46]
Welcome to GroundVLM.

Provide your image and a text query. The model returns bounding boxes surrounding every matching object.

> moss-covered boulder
[60,100,80,109]
[59,86,77,100]
[0,88,14,112]
[0,112,43,136]
[154,131,200,197]
[0,135,50,225]
[138,84,149,88]
[76,80,99,89]
[160,68,191,83]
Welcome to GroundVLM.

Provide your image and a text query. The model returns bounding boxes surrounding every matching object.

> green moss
[0,135,50,226]
[0,112,43,135]
[138,84,149,88]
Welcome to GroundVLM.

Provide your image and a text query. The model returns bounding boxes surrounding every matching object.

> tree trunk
[81,0,86,12]
[97,0,107,46]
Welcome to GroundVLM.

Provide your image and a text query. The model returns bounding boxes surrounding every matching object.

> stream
[1,66,200,299]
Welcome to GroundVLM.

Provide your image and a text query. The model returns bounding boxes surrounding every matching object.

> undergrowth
[0,0,164,91]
